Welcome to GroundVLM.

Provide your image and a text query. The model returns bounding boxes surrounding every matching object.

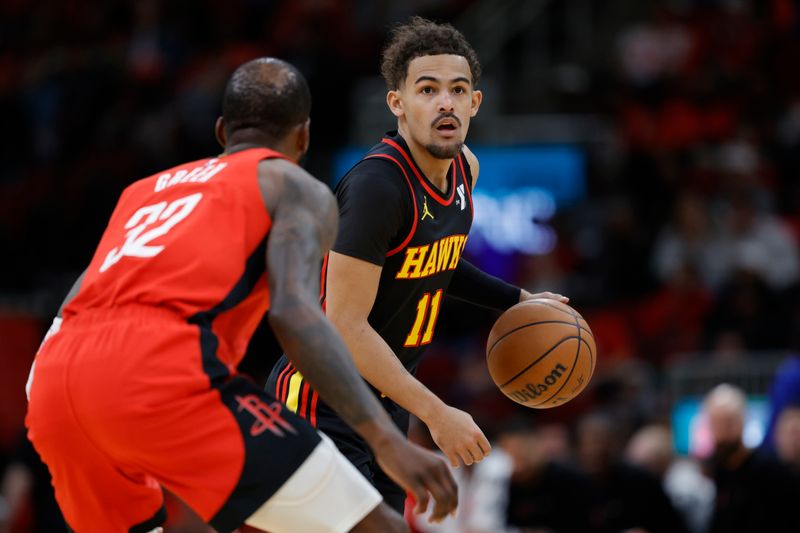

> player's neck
[224,132,297,161]
[397,129,451,192]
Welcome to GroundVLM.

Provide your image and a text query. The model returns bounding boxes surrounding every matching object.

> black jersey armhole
[363,153,418,257]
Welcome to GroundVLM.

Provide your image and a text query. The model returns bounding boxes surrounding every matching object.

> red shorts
[26,305,320,533]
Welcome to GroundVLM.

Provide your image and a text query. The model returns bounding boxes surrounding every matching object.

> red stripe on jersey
[299,382,311,419]
[319,254,329,305]
[457,154,474,218]
[310,391,319,427]
[274,363,293,399]
[381,138,455,206]
[365,154,418,257]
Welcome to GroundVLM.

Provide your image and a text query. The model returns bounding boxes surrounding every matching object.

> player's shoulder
[345,153,405,181]
[257,158,334,216]
[258,157,321,190]
[337,155,410,199]
[461,144,479,187]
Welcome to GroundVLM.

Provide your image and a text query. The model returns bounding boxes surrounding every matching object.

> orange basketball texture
[486,299,596,408]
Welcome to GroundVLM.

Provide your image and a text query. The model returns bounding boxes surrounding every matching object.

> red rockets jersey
[63,148,284,369]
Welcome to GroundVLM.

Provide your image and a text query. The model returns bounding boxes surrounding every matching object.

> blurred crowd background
[2,0,800,532]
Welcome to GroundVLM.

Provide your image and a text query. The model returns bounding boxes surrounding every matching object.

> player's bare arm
[259,159,458,520]
[326,250,491,468]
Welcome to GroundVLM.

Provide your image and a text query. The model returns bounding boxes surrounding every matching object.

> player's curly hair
[381,17,481,90]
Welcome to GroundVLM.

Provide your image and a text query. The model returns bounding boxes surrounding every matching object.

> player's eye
[453,86,466,94]
[421,86,434,94]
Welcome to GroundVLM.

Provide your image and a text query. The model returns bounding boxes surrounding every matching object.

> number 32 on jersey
[100,193,203,273]
[404,289,443,347]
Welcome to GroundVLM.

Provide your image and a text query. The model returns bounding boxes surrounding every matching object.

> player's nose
[437,93,454,112]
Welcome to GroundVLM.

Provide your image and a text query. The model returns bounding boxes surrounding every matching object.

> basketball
[486,299,595,408]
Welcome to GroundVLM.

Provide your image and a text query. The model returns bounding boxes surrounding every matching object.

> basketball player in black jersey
[268,17,567,513]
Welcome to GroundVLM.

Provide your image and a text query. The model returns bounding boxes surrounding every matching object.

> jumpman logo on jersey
[421,196,434,221]
[235,394,298,437]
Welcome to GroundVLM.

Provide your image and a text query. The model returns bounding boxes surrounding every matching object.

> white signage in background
[469,187,558,255]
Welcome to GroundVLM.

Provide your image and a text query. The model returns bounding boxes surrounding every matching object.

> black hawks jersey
[267,131,473,432]
[327,131,474,371]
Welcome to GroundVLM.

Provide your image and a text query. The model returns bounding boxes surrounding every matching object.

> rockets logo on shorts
[235,395,298,437]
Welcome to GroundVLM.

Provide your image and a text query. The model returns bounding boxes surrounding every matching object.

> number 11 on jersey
[404,289,443,347]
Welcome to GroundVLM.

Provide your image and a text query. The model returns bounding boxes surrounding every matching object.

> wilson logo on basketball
[506,363,568,404]
[235,394,298,437]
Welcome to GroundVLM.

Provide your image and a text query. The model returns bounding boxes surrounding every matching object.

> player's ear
[386,90,403,118]
[470,89,482,118]
[215,117,227,148]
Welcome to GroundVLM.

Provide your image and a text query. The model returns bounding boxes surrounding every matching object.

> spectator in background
[711,190,800,292]
[702,269,786,353]
[626,425,715,533]
[654,188,800,295]
[576,412,689,533]
[636,259,713,363]
[617,4,692,88]
[0,433,67,533]
[774,405,800,473]
[499,419,593,533]
[651,193,722,290]
[761,355,800,454]
[703,384,800,533]
[408,418,591,533]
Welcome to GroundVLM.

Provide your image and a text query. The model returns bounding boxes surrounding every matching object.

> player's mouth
[433,118,460,138]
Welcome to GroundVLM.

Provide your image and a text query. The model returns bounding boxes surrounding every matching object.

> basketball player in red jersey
[267,18,567,513]
[25,58,457,533]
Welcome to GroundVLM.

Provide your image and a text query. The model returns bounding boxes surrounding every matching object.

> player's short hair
[381,16,482,90]
[222,58,311,141]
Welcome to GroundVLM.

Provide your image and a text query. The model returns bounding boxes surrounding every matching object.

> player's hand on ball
[374,434,459,523]
[425,404,491,467]
[520,290,569,304]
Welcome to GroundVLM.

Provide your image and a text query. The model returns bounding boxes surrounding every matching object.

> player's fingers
[445,450,460,468]
[425,470,458,522]
[467,442,485,464]
[428,485,455,523]
[412,482,430,515]
[438,460,459,497]
[457,446,474,466]
[477,434,492,457]
[540,291,568,302]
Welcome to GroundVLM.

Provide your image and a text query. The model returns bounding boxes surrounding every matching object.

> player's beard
[425,140,463,159]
